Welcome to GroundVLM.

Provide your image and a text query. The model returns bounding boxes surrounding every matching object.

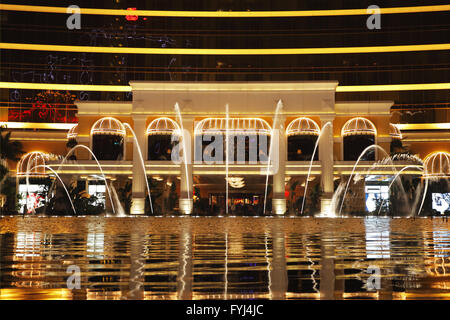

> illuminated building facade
[0,1,449,215]
[3,80,448,215]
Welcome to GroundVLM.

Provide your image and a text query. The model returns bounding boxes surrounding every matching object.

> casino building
[3,81,449,215]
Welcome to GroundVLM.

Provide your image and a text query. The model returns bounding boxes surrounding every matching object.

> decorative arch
[17,151,55,178]
[67,124,78,140]
[286,118,320,161]
[342,117,377,161]
[286,117,320,136]
[91,117,126,136]
[423,151,450,179]
[90,117,126,160]
[194,117,271,163]
[146,117,181,161]
[195,117,271,135]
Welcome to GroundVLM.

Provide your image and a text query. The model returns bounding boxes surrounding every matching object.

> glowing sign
[125,7,138,21]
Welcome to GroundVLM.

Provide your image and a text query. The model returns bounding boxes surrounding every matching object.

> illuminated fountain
[17,151,75,214]
[287,118,333,216]
[123,122,154,214]
[264,100,283,215]
[174,103,192,215]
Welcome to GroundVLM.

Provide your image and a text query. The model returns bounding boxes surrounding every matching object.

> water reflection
[0,217,449,300]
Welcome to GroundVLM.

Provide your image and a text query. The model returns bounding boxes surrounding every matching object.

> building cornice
[129,81,339,92]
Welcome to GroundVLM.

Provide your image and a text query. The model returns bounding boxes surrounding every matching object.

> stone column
[319,116,335,215]
[179,117,194,215]
[272,113,286,215]
[130,115,147,215]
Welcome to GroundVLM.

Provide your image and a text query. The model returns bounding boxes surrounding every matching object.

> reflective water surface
[0,216,449,300]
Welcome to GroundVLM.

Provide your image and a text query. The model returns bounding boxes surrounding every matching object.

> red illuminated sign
[126,8,138,21]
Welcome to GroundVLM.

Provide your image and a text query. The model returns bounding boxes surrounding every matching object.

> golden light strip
[336,83,450,92]
[2,42,449,55]
[0,81,131,92]
[0,122,76,130]
[1,4,449,17]
[2,82,450,93]
[396,123,450,130]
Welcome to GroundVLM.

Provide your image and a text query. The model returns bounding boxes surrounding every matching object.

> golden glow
[341,117,377,137]
[90,117,126,136]
[0,81,131,92]
[2,42,449,55]
[1,4,449,17]
[0,122,77,130]
[336,83,450,92]
[286,117,320,136]
[10,137,68,142]
[396,123,450,130]
[146,117,181,136]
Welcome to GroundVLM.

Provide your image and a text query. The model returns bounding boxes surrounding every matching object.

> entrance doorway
[209,193,263,215]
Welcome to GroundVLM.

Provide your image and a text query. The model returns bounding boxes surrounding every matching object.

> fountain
[28,164,76,215]
[300,121,332,215]
[49,144,115,215]
[263,100,283,215]
[174,102,192,215]
[123,122,154,214]
[337,144,393,216]
[376,165,424,216]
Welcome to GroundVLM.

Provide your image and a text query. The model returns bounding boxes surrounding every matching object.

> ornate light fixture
[90,117,126,136]
[195,118,271,136]
[226,177,245,188]
[146,117,181,136]
[67,123,78,140]
[286,117,320,136]
[423,151,450,179]
[341,117,377,137]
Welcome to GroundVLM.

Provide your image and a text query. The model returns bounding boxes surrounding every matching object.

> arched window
[389,123,403,154]
[91,117,126,160]
[342,117,377,161]
[146,117,181,161]
[194,118,271,163]
[286,117,320,161]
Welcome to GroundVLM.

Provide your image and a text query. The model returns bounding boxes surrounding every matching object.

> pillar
[319,116,335,216]
[272,113,287,215]
[130,115,147,215]
[179,116,194,214]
